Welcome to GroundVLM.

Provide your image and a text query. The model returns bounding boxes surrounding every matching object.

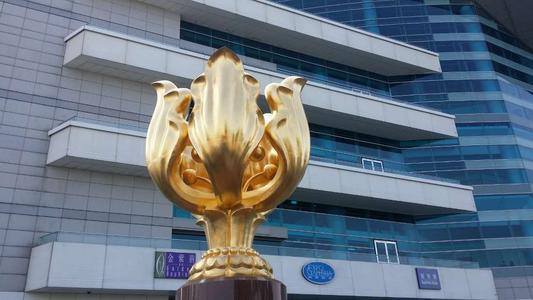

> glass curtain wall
[269,0,533,270]
[176,0,533,271]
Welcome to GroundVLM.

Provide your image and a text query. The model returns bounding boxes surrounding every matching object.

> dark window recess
[279,200,416,223]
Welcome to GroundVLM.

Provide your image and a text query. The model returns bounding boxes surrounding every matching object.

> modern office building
[0,0,531,299]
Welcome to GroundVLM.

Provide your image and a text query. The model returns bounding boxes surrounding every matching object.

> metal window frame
[362,157,384,171]
[374,239,400,264]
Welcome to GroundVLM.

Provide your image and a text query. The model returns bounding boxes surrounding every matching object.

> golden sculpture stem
[189,207,271,281]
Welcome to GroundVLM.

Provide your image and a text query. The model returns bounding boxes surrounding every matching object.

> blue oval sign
[301,262,335,284]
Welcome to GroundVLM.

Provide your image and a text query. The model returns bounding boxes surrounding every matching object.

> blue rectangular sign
[154,251,196,279]
[416,268,441,290]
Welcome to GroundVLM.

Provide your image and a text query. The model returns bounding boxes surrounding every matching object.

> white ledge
[63,26,458,141]
[136,0,441,75]
[46,120,476,215]
[26,242,496,299]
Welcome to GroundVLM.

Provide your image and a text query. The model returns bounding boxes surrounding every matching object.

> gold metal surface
[145,47,310,281]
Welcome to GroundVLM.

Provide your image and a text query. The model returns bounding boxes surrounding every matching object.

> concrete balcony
[296,161,475,215]
[137,0,441,75]
[63,26,457,141]
[47,120,476,215]
[26,239,496,299]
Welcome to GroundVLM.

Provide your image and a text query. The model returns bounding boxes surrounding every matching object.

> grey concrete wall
[492,266,533,299]
[0,0,182,293]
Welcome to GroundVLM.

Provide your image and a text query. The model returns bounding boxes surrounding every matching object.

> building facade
[1,0,530,299]
[267,1,533,299]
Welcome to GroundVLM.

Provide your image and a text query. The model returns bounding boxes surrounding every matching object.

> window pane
[375,241,387,263]
[386,242,399,263]
[363,159,373,170]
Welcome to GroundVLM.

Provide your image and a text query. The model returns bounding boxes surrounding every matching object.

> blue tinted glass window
[449,223,481,240]
[456,22,481,33]
[475,194,533,211]
[457,123,513,136]
[452,5,475,15]
[430,23,453,33]
[423,100,506,114]
[417,225,450,241]
[463,41,488,52]
[376,7,399,18]
[480,222,511,238]
[426,5,450,15]
[401,5,425,16]
[180,21,391,97]
[466,60,493,71]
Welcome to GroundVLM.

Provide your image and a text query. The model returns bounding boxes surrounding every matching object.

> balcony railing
[59,116,459,184]
[38,232,479,269]
[310,148,459,184]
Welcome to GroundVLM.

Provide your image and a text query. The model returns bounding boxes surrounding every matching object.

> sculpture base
[176,277,287,300]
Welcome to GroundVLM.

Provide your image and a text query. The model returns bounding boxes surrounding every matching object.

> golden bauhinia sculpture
[145,47,310,281]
